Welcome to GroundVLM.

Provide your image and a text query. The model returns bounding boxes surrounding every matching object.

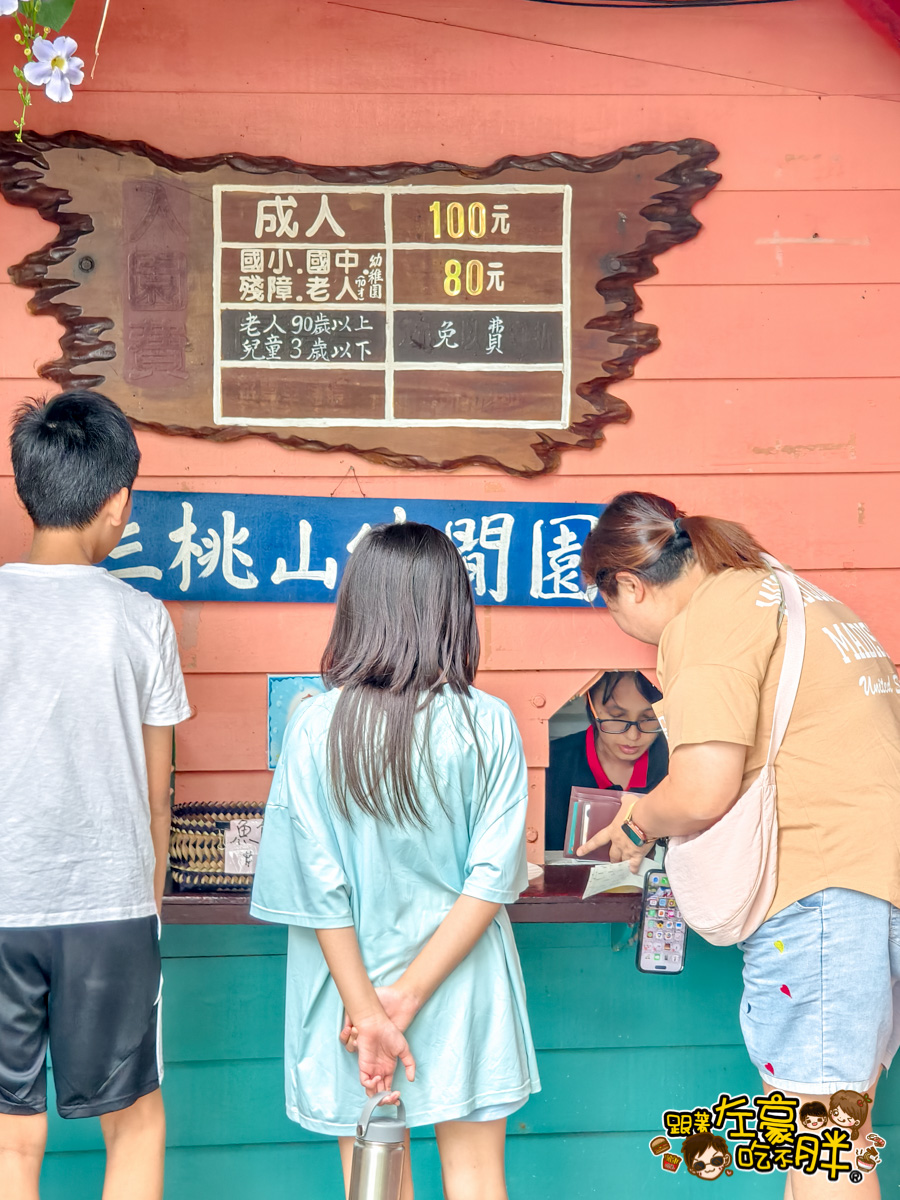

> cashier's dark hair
[588,670,661,715]
[581,491,768,599]
[10,390,140,529]
[321,522,481,827]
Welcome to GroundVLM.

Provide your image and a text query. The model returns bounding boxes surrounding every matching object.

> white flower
[23,36,84,103]
[1,0,20,15]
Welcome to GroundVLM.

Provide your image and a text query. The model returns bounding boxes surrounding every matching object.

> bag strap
[761,553,806,767]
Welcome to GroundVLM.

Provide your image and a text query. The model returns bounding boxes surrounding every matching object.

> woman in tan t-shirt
[578,490,900,1200]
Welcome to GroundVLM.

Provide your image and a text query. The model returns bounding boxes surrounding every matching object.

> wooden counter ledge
[162,864,642,925]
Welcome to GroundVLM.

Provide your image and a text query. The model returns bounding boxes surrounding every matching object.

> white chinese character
[306,248,331,274]
[168,503,258,593]
[239,312,264,359]
[486,315,505,355]
[332,315,352,333]
[491,204,510,235]
[331,343,352,360]
[367,268,383,300]
[168,502,203,592]
[356,314,374,331]
[210,511,259,590]
[305,195,346,238]
[487,262,505,292]
[271,519,338,588]
[355,341,371,361]
[239,274,265,303]
[267,275,293,303]
[263,314,286,334]
[336,276,360,302]
[305,276,330,303]
[446,514,514,603]
[313,312,333,334]
[309,338,329,361]
[240,248,264,273]
[255,195,299,239]
[530,515,599,601]
[106,521,163,581]
[335,249,359,274]
[264,333,283,359]
[435,320,459,350]
[267,248,294,273]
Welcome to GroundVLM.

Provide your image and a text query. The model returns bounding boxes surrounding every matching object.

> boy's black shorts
[0,916,162,1119]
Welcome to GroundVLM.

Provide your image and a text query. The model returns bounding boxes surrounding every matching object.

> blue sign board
[104,491,603,607]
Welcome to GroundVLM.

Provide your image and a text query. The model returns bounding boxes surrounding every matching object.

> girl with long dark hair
[579,491,900,1200]
[251,523,540,1200]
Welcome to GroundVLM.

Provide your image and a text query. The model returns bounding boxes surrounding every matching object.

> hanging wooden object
[0,131,719,475]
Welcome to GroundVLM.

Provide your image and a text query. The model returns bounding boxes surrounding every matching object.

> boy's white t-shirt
[0,563,192,927]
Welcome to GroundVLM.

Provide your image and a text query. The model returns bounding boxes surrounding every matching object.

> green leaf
[35,0,76,31]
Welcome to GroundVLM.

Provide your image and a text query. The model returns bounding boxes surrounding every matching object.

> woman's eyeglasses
[596,718,662,735]
[586,690,661,735]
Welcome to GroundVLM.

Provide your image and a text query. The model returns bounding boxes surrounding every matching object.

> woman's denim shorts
[739,888,900,1094]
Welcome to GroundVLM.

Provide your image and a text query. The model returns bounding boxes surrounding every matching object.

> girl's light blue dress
[250,686,541,1135]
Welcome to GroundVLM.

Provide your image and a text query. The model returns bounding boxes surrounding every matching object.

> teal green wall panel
[518,936,746,1049]
[45,1046,764,1153]
[37,925,900,1198]
[160,954,286,1061]
[162,925,288,957]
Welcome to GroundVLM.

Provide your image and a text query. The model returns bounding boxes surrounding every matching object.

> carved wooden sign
[0,132,719,475]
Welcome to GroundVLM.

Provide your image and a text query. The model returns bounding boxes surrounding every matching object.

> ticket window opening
[544,670,667,855]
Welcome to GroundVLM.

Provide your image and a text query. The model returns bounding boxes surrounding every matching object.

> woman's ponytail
[678,514,768,575]
[581,492,768,598]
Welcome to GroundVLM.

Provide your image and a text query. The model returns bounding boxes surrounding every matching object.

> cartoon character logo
[799,1101,828,1130]
[683,1133,733,1181]
[829,1090,872,1141]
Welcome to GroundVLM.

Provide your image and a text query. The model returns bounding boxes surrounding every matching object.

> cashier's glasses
[595,718,662,735]
[586,690,662,735]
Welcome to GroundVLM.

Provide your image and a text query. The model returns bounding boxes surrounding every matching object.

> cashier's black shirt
[544,729,670,851]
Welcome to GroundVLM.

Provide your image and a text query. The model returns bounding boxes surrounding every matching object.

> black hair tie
[672,517,683,537]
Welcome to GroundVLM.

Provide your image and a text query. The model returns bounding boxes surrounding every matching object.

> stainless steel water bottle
[347,1092,407,1200]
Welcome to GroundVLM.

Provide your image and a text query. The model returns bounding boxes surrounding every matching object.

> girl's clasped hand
[341,985,420,1102]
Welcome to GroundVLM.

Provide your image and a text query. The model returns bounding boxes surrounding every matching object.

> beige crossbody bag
[663,555,806,947]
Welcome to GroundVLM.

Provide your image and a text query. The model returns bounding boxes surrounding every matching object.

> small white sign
[224,818,263,875]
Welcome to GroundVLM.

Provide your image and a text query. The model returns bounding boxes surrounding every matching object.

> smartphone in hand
[636,869,687,975]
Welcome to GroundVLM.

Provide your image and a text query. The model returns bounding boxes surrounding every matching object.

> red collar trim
[585,726,649,790]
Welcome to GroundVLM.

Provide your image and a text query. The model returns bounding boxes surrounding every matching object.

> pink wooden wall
[2,0,899,854]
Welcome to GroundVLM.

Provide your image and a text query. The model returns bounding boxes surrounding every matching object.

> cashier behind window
[545,670,669,851]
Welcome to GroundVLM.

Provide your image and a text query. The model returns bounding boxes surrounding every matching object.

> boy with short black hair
[0,391,191,1200]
